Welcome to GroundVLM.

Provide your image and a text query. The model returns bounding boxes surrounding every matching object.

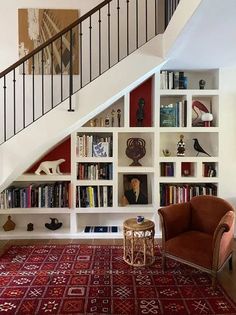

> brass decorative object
[3,216,16,231]
[125,138,146,166]
[162,149,171,157]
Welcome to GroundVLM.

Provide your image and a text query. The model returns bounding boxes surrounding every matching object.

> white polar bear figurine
[35,159,65,175]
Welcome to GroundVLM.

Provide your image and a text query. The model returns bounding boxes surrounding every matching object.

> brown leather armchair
[158,195,235,288]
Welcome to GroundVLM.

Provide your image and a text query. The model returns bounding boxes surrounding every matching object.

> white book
[38,186,42,208]
[97,186,101,207]
[178,101,182,127]
[103,186,108,207]
[78,136,84,157]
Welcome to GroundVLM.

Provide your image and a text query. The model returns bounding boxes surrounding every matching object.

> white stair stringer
[0,35,164,192]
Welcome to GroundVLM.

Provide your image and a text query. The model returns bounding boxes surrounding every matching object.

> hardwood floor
[0,238,235,303]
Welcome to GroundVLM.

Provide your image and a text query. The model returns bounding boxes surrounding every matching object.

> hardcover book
[160,104,178,127]
[93,142,109,157]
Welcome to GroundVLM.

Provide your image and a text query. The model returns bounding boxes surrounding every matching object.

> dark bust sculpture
[199,79,206,89]
[136,98,145,127]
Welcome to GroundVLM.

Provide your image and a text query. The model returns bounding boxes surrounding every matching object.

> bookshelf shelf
[0,69,220,239]
[0,208,70,214]
[160,89,219,96]
[17,174,71,181]
[75,206,154,214]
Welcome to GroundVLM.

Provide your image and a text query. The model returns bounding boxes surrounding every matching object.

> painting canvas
[123,174,148,205]
[18,8,79,74]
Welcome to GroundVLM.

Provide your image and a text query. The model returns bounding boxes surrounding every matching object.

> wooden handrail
[0,0,112,78]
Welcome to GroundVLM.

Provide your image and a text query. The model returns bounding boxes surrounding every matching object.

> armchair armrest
[158,202,192,242]
[212,210,235,270]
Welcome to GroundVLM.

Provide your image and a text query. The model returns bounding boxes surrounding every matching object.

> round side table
[123,218,155,267]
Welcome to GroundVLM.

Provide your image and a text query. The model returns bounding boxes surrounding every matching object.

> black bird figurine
[193,138,211,156]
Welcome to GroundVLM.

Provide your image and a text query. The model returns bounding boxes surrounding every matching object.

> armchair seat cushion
[165,230,213,269]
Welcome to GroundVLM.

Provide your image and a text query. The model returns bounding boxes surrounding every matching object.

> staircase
[0,0,201,192]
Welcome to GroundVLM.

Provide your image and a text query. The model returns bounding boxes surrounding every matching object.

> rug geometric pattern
[0,244,235,314]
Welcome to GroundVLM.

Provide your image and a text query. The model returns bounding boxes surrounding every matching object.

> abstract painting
[18,8,79,74]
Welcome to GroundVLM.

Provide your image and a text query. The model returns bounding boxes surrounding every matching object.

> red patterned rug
[0,244,235,315]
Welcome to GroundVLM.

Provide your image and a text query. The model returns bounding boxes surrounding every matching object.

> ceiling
[164,0,236,70]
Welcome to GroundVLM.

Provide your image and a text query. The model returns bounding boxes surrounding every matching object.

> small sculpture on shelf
[111,109,115,127]
[201,112,213,127]
[89,119,97,127]
[177,135,185,156]
[105,115,110,127]
[136,98,145,127]
[162,149,171,157]
[3,216,16,231]
[192,100,211,127]
[199,79,206,89]
[125,138,146,166]
[45,218,63,231]
[27,223,34,231]
[35,159,65,175]
[193,138,211,157]
[99,117,105,127]
[117,109,121,127]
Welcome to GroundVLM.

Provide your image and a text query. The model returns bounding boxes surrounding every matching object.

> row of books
[77,163,113,180]
[76,185,113,208]
[203,163,217,177]
[160,183,217,206]
[77,135,113,158]
[160,162,174,177]
[160,101,187,127]
[0,182,70,209]
[160,70,187,90]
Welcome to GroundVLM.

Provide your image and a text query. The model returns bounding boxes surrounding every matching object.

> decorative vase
[125,138,146,166]
[45,218,62,231]
[3,216,16,231]
[136,215,145,224]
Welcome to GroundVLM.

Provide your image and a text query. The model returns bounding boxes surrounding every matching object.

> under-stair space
[0,0,199,192]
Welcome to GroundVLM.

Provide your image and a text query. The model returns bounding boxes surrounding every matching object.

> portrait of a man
[122,175,148,205]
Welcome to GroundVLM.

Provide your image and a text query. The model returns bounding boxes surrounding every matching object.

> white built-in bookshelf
[0,69,220,239]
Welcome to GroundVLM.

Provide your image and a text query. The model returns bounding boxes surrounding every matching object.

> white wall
[0,0,103,72]
[219,68,236,208]
[0,0,161,143]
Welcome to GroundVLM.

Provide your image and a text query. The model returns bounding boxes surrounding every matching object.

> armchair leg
[162,255,166,271]
[211,274,217,290]
[229,256,233,271]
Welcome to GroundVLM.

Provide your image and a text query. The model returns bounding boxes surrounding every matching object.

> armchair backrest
[190,195,235,234]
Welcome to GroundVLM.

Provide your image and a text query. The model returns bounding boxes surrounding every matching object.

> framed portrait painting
[123,174,148,205]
